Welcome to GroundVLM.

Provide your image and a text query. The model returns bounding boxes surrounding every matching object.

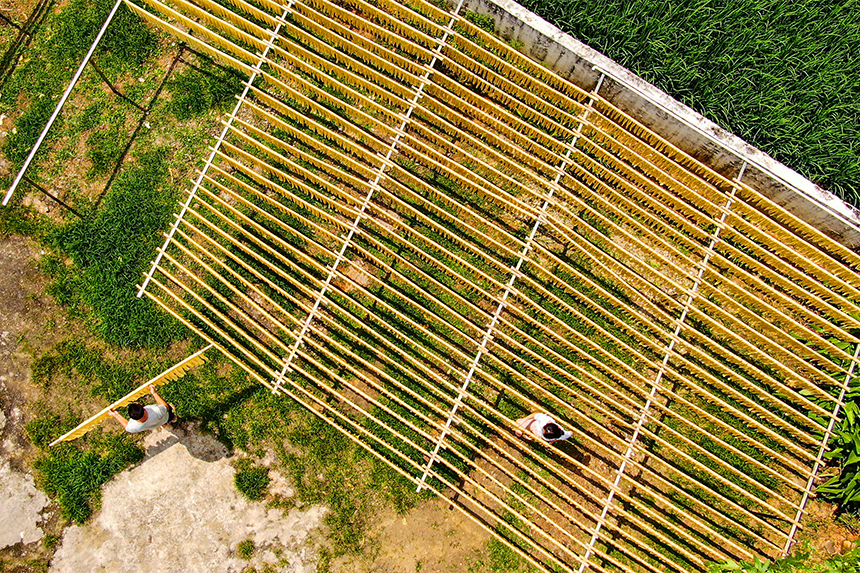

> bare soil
[332,497,491,573]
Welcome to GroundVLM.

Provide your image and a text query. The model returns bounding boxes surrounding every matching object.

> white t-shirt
[125,404,169,434]
[531,413,572,443]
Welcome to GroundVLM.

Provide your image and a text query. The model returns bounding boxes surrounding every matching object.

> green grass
[518,0,860,205]
[468,538,528,573]
[710,544,860,572]
[44,149,184,348]
[233,458,271,501]
[165,56,243,120]
[1,0,156,167]
[25,424,144,523]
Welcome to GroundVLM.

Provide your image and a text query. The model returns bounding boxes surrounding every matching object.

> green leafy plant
[796,332,860,511]
[709,545,860,572]
[816,397,860,510]
[464,10,495,33]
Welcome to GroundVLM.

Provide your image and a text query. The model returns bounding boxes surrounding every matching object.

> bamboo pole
[158,198,788,560]
[195,160,805,491]
[218,113,824,464]
[136,0,291,298]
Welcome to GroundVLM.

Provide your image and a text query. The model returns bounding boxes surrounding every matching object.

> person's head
[542,423,563,440]
[128,403,145,420]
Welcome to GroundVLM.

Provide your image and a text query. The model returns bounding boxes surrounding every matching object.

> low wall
[462,0,860,248]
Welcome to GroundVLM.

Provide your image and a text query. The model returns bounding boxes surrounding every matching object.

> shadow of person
[143,421,230,462]
[552,440,591,469]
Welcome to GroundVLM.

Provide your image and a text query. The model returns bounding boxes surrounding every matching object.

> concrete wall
[462,0,860,248]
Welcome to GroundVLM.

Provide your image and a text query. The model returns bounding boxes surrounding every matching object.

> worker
[108,385,176,433]
[515,412,572,443]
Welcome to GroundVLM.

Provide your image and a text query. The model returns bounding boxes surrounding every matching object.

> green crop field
[518,0,860,207]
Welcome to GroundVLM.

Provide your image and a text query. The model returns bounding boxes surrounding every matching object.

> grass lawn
[519,0,860,206]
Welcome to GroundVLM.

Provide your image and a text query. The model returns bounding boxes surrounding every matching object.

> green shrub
[815,399,860,510]
[234,458,270,501]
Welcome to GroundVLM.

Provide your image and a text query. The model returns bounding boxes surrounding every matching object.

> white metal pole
[3,0,125,206]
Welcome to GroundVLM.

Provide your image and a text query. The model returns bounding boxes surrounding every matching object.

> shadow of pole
[0,0,56,90]
[92,45,186,212]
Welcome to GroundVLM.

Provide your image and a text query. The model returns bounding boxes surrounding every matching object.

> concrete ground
[49,426,326,573]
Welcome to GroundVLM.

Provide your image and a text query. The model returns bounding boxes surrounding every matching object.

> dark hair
[542,423,563,440]
[128,403,145,420]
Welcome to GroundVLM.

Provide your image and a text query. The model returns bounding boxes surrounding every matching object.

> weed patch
[234,458,271,501]
[710,544,860,572]
[468,537,527,573]
[237,539,256,559]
